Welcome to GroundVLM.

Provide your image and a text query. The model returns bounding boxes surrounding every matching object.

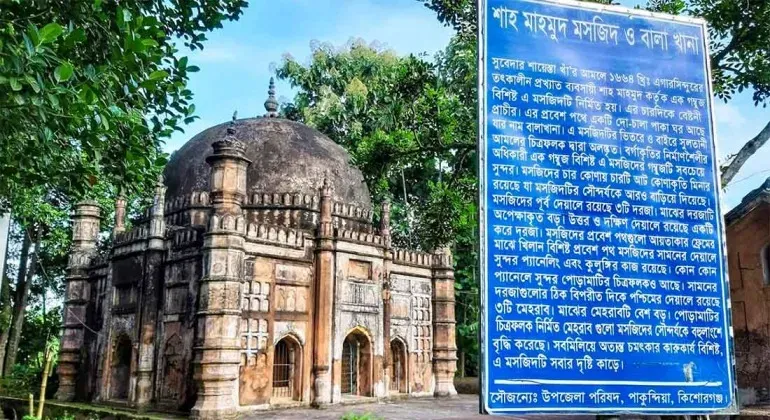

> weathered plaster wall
[239,241,313,407]
[727,204,770,393]
[332,242,386,401]
[390,264,434,396]
[156,240,201,411]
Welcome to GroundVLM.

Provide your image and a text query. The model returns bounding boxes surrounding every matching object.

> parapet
[245,222,306,248]
[393,249,434,268]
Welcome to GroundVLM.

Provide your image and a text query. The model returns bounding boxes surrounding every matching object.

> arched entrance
[110,334,132,400]
[341,329,372,397]
[390,338,407,393]
[272,335,302,401]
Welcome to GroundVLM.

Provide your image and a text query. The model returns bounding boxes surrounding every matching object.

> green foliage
[340,413,383,420]
[18,308,61,371]
[0,0,247,225]
[277,37,480,374]
[0,363,43,398]
[278,38,476,250]
[22,413,75,420]
[647,0,770,106]
[418,0,477,37]
[0,0,245,398]
[21,414,75,420]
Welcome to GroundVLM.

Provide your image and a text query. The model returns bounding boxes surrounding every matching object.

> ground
[238,395,594,420]
[5,393,770,419]
[239,395,770,420]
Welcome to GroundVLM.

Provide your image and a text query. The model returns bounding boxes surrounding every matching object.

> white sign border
[477,0,739,415]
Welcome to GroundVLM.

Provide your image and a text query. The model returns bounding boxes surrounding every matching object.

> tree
[0,0,247,217]
[277,37,480,374]
[278,38,476,249]
[0,227,29,375]
[0,0,247,383]
[4,228,41,376]
[418,0,770,187]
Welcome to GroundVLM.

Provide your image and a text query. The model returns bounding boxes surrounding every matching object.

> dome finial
[264,77,279,118]
[227,111,237,135]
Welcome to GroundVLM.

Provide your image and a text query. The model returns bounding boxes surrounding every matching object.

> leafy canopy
[278,38,476,250]
[0,0,247,222]
[277,37,481,372]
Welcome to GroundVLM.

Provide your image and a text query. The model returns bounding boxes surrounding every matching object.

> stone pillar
[56,201,101,401]
[432,246,458,397]
[135,180,166,408]
[191,124,250,419]
[312,179,334,406]
[380,200,392,395]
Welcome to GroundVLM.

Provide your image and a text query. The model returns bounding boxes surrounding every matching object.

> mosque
[55,80,457,418]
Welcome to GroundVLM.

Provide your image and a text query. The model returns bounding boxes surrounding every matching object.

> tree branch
[712,18,744,66]
[721,118,770,187]
[717,63,743,75]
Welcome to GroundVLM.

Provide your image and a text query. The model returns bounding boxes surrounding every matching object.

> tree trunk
[721,118,770,187]
[0,231,30,376]
[4,228,41,376]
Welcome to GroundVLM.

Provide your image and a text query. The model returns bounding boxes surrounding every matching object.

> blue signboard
[479,0,736,414]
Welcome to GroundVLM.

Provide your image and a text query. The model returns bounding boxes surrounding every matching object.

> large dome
[163,117,372,208]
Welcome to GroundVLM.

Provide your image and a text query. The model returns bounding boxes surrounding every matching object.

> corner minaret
[148,177,166,246]
[432,245,458,397]
[135,177,166,407]
[192,120,251,419]
[312,178,334,405]
[380,200,393,396]
[264,77,279,118]
[56,200,101,401]
[113,190,126,236]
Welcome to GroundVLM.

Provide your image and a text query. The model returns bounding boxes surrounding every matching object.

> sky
[169,0,770,212]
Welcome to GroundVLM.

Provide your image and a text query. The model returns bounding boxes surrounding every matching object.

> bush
[0,364,42,398]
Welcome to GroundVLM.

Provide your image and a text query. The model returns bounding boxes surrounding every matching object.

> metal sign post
[478,0,737,415]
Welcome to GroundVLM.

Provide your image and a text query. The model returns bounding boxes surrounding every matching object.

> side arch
[389,337,408,393]
[109,333,133,400]
[160,334,185,403]
[272,334,303,401]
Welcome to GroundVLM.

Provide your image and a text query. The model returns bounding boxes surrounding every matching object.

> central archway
[341,329,372,397]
